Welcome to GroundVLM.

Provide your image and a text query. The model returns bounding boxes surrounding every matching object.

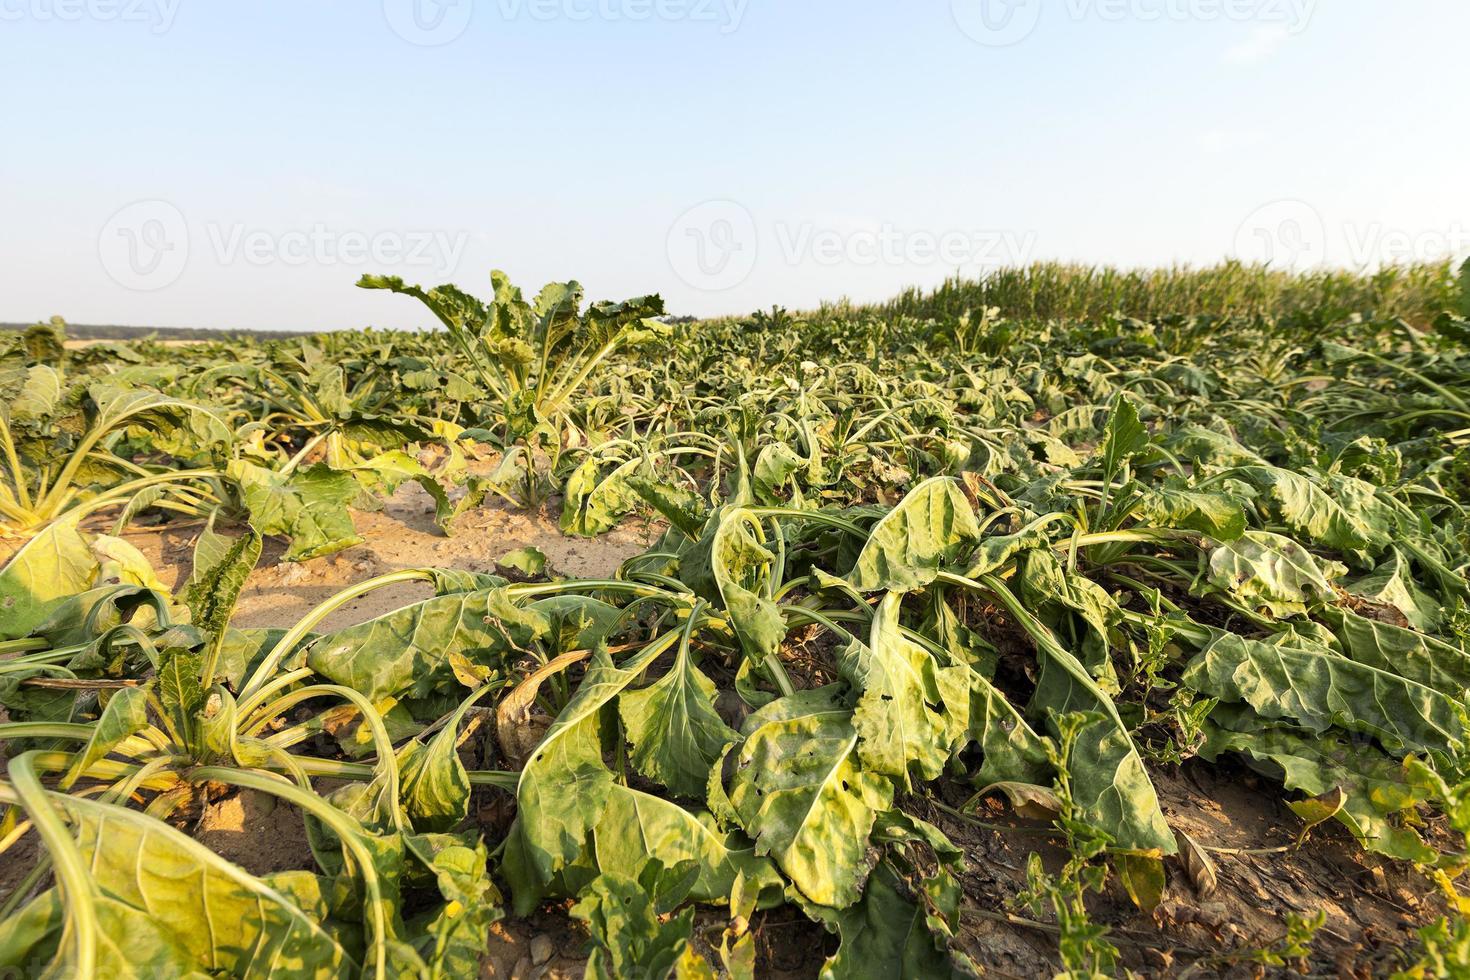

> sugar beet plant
[2,259,1470,977]
[360,271,668,507]
[0,359,231,536]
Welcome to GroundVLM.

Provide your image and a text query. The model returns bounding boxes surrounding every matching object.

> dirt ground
[112,479,663,633]
[929,763,1446,978]
[1,482,1449,977]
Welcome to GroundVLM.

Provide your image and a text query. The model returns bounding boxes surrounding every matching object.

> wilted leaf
[1116,852,1165,912]
[714,697,894,908]
[229,461,363,562]
[839,592,970,786]
[1183,631,1468,762]
[1198,530,1345,616]
[307,588,545,701]
[1173,829,1217,898]
[621,641,739,798]
[14,794,356,976]
[847,477,981,593]
[0,519,95,641]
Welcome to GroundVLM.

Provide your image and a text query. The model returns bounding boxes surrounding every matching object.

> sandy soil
[117,479,661,633]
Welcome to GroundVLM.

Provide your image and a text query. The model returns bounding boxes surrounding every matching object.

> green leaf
[571,870,709,980]
[627,476,709,539]
[561,457,642,538]
[59,683,152,790]
[0,520,96,641]
[962,523,1054,578]
[214,627,291,689]
[967,672,1053,788]
[27,584,168,649]
[1016,548,1122,690]
[1321,608,1470,698]
[306,588,545,701]
[426,567,508,595]
[85,384,231,456]
[404,833,503,976]
[847,477,981,593]
[503,636,675,912]
[1227,466,1391,558]
[752,442,807,505]
[229,461,363,562]
[621,641,739,798]
[9,365,64,422]
[1135,485,1245,540]
[1100,392,1148,478]
[156,646,206,722]
[1346,548,1441,632]
[496,545,547,577]
[348,451,456,533]
[1166,424,1264,465]
[839,593,970,786]
[183,524,261,638]
[1198,530,1345,617]
[19,794,357,976]
[183,523,262,684]
[809,858,973,980]
[684,507,788,673]
[590,786,786,907]
[530,594,625,655]
[1182,631,1469,762]
[397,686,497,832]
[999,575,1174,853]
[714,698,894,908]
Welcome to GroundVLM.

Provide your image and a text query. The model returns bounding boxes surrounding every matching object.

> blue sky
[2,1,1466,330]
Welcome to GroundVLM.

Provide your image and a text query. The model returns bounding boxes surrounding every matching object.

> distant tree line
[0,322,322,341]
